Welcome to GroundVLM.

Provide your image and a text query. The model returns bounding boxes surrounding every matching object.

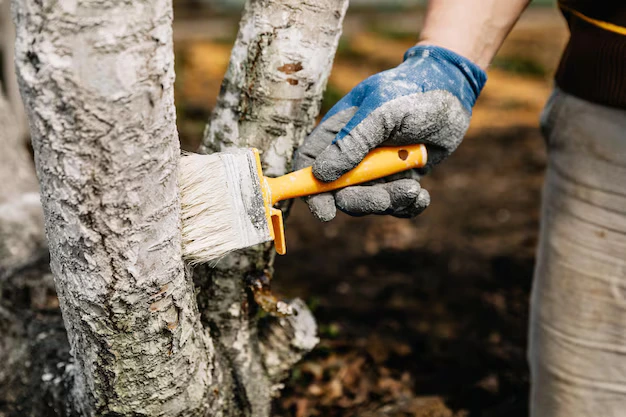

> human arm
[418,0,531,69]
[294,0,531,221]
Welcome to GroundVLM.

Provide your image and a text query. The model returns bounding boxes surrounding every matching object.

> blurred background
[172,1,567,416]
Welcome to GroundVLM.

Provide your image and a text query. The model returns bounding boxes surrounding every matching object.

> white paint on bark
[12,0,215,414]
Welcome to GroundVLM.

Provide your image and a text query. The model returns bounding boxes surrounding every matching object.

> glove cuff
[403,45,487,111]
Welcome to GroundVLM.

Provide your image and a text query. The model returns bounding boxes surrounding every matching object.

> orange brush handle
[264,144,428,206]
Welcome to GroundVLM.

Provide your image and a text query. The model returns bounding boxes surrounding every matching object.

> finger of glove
[311,91,465,181]
[312,90,472,182]
[349,170,422,189]
[304,193,336,222]
[335,184,392,216]
[392,188,431,218]
[334,179,421,217]
[374,169,423,185]
[378,90,471,167]
[381,179,422,207]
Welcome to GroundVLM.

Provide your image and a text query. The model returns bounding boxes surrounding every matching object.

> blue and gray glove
[294,45,487,221]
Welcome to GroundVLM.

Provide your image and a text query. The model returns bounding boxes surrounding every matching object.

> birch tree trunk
[198,0,349,415]
[5,0,348,415]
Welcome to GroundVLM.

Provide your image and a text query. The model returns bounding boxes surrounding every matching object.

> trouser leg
[529,89,626,417]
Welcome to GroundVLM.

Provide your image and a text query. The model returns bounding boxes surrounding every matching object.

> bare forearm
[418,0,531,69]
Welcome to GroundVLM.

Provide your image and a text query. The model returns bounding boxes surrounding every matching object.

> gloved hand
[294,45,486,221]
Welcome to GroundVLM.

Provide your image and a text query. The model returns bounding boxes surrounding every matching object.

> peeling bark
[12,0,215,415]
[258,298,320,382]
[198,0,348,415]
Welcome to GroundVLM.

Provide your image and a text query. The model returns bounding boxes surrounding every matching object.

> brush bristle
[179,150,271,264]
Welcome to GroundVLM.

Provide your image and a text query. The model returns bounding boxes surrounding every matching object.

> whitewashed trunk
[12,0,215,415]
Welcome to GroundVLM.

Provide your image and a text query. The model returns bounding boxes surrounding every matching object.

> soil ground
[174,7,569,416]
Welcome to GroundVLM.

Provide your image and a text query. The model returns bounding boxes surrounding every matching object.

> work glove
[294,45,486,221]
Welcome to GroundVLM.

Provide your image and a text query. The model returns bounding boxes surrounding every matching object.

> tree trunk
[4,0,348,415]
[13,0,216,415]
[197,0,348,415]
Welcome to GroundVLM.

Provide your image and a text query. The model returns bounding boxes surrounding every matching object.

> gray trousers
[530,89,626,416]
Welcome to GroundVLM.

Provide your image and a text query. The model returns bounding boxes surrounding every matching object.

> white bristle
[179,150,271,265]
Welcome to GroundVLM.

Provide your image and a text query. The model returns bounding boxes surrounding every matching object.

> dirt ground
[174,6,569,416]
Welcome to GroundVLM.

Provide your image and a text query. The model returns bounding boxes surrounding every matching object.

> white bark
[258,298,320,381]
[13,1,215,415]
[198,0,348,415]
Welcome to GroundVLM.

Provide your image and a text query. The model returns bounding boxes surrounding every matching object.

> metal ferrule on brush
[179,148,283,264]
[220,149,285,253]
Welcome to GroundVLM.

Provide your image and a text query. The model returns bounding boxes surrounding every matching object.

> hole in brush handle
[398,149,409,160]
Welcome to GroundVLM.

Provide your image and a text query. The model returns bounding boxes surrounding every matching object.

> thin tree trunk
[13,0,215,415]
[198,0,349,415]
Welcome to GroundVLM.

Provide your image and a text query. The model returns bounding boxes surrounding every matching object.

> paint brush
[179,144,427,264]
